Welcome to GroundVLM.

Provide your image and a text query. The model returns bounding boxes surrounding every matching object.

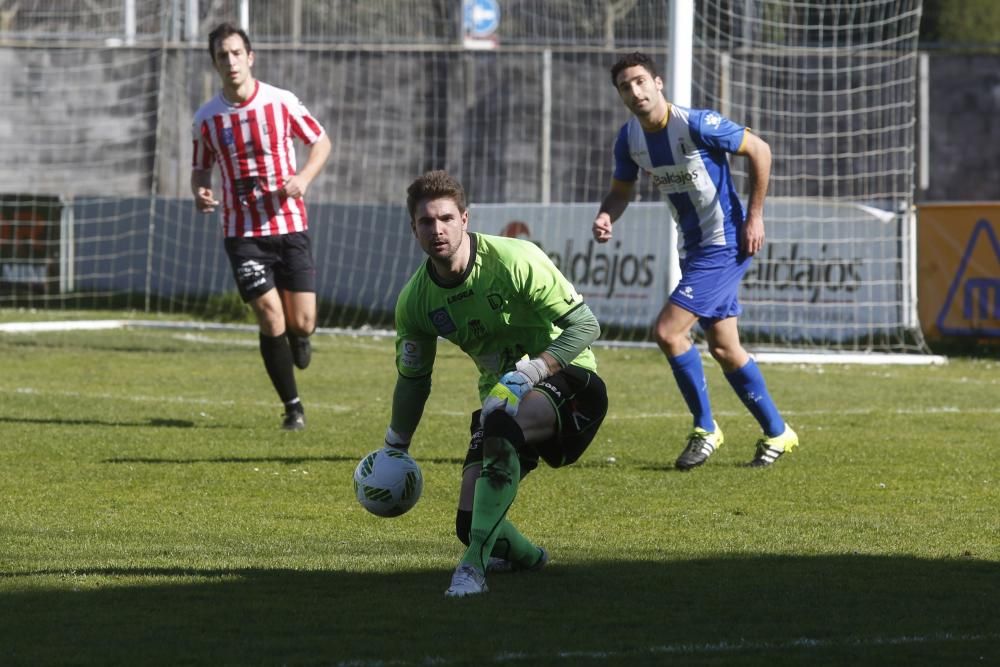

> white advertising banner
[740,199,904,342]
[471,200,903,342]
[470,203,673,330]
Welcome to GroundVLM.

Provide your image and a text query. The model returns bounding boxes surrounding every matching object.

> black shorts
[463,365,608,474]
[223,231,316,302]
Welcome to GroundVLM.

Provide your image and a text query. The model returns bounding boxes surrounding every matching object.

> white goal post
[0,0,931,358]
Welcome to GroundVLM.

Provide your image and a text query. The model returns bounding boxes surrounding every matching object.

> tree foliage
[921,0,1000,47]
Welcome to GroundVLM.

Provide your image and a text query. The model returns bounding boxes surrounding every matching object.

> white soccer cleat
[444,563,488,598]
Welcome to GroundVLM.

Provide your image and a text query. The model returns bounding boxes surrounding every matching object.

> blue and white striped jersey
[613,105,747,257]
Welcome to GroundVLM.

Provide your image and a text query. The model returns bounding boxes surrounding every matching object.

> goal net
[692,0,926,353]
[0,0,927,353]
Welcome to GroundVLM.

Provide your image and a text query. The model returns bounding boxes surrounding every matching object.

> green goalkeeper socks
[492,519,541,567]
[462,437,521,572]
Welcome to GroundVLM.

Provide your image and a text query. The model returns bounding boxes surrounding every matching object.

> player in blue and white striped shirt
[593,52,798,469]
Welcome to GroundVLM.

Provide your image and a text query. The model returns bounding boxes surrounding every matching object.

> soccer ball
[353,448,423,517]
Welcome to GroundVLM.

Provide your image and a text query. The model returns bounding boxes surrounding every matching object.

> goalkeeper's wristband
[515,357,551,385]
[384,426,411,450]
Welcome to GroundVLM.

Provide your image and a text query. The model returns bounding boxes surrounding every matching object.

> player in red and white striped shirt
[191,23,331,431]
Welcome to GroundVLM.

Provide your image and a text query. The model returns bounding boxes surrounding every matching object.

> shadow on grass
[1,555,996,666]
[102,454,467,465]
[0,416,201,429]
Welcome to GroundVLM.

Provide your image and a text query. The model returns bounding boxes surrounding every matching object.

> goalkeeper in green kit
[383,170,609,597]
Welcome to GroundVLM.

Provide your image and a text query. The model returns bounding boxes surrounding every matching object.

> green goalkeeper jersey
[394,232,597,403]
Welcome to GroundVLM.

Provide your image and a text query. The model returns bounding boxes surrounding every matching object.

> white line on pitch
[1,387,356,413]
[603,406,1000,419]
[2,386,998,419]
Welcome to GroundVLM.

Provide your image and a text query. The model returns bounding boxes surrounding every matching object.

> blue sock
[667,346,715,431]
[724,358,785,437]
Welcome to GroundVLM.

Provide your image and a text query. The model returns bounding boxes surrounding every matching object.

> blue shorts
[669,246,751,327]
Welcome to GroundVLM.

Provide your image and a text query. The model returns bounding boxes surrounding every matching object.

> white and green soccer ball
[353,448,423,517]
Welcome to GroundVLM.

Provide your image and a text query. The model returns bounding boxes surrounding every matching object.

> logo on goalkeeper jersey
[429,307,457,335]
[447,288,474,304]
[401,340,422,369]
[469,319,488,339]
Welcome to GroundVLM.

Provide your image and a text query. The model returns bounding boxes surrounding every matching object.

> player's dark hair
[406,170,468,220]
[610,51,660,87]
[208,23,252,63]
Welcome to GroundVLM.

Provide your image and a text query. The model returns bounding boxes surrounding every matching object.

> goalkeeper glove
[384,426,411,452]
[480,357,551,424]
[481,381,522,423]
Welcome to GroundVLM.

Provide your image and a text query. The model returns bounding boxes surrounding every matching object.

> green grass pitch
[0,315,997,666]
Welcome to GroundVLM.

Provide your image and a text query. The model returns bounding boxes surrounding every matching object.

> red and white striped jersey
[192,80,326,238]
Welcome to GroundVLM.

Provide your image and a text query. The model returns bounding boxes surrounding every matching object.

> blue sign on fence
[464,0,500,41]
[462,0,500,48]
